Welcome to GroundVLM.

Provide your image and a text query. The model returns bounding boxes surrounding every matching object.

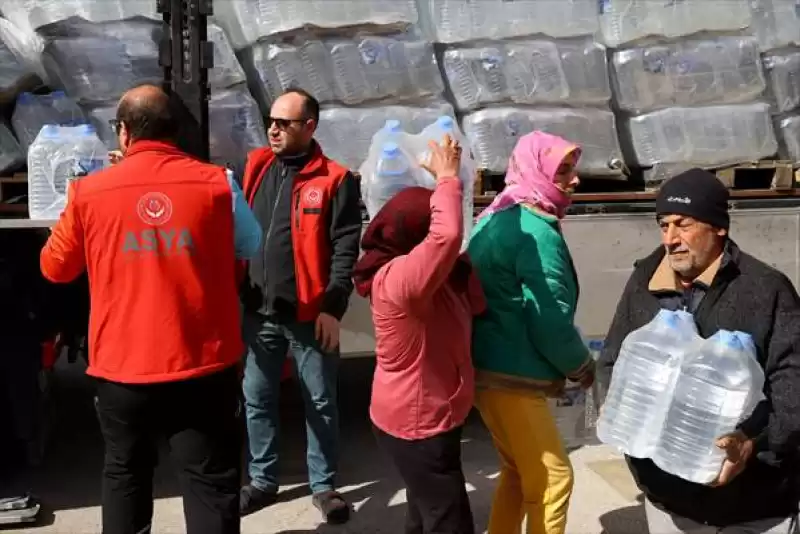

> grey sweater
[598,240,800,526]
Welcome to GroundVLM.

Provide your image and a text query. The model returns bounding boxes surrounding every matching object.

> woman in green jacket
[468,131,595,534]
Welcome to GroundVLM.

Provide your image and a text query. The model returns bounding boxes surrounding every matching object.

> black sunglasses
[267,117,309,130]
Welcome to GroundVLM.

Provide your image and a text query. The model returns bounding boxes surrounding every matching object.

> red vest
[240,144,349,322]
[42,141,243,384]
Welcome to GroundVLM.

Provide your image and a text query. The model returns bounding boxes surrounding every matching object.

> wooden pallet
[473,161,799,206]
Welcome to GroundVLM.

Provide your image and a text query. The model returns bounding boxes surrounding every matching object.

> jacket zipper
[264,167,289,258]
[294,190,301,229]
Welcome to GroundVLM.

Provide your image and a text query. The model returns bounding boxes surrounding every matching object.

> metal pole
[157,0,213,161]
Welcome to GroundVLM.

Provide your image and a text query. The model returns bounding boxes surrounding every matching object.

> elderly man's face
[659,214,727,279]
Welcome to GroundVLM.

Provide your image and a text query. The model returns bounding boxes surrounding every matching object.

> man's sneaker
[239,485,278,517]
[312,490,351,525]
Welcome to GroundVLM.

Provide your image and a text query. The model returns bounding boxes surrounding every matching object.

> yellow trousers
[475,388,574,534]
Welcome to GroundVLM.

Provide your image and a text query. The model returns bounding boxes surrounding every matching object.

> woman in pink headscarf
[467,131,595,534]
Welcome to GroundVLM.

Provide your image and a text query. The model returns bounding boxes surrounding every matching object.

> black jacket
[242,151,362,321]
[598,240,800,526]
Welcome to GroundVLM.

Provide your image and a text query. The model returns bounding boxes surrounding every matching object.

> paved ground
[2,359,646,533]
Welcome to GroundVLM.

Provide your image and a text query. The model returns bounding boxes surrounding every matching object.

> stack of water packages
[597,310,766,484]
[358,115,475,241]
[26,123,108,220]
[432,2,622,178]
[612,32,777,185]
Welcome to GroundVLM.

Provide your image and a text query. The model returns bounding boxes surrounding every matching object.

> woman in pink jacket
[352,135,486,534]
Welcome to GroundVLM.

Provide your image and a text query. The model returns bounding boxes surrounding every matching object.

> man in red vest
[40,84,262,534]
[237,88,361,524]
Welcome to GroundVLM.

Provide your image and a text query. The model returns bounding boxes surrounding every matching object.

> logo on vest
[304,187,323,207]
[137,192,173,226]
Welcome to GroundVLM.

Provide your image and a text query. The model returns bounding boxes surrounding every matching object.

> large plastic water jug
[362,142,419,220]
[653,331,765,483]
[596,309,700,458]
[28,124,108,220]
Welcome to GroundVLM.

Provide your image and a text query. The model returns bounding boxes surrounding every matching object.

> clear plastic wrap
[611,36,766,114]
[315,101,456,171]
[0,17,39,96]
[763,48,800,114]
[775,113,800,164]
[213,0,418,50]
[419,0,598,44]
[81,102,117,149]
[749,0,800,52]
[208,85,268,172]
[598,0,751,48]
[623,102,778,171]
[39,19,244,105]
[0,120,24,175]
[461,107,624,176]
[11,91,86,150]
[443,37,610,112]
[0,0,158,32]
[241,33,442,113]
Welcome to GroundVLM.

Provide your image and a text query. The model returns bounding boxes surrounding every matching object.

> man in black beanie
[599,168,800,533]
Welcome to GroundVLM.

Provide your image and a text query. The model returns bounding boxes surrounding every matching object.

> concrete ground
[2,359,646,534]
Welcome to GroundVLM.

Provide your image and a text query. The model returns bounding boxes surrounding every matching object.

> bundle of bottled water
[597,310,766,484]
[357,115,476,239]
[241,32,442,112]
[461,107,624,176]
[623,102,778,182]
[598,0,751,48]
[213,0,419,50]
[442,37,611,112]
[27,123,108,220]
[315,101,455,171]
[610,36,766,114]
[0,0,158,32]
[0,121,24,175]
[208,86,268,173]
[418,0,598,44]
[749,0,800,52]
[11,91,85,150]
[0,18,33,96]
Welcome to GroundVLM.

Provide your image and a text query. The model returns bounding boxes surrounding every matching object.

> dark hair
[283,87,320,124]
[116,88,179,142]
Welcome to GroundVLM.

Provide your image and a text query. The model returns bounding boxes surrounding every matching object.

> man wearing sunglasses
[237,88,362,524]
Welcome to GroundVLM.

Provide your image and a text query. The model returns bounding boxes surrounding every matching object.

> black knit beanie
[655,168,730,230]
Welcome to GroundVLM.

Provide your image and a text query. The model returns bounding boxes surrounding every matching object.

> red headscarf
[353,186,473,298]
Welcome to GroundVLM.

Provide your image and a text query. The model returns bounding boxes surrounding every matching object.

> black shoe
[239,484,278,517]
[312,490,350,525]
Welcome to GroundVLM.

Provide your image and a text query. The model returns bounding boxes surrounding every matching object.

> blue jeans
[242,311,340,494]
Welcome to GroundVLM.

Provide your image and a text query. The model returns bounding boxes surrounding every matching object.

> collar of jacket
[122,140,187,159]
[638,239,741,292]
[263,141,326,178]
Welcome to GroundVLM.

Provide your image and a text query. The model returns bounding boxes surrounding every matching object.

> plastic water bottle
[653,330,765,484]
[596,309,700,458]
[363,142,419,219]
[28,124,108,220]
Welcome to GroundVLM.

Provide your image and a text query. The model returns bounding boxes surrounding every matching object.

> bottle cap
[17,92,33,104]
[51,90,66,98]
[77,124,96,135]
[718,330,742,350]
[40,124,60,138]
[436,115,454,130]
[381,142,401,158]
[384,119,401,132]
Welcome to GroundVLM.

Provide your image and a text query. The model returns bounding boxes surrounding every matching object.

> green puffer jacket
[468,205,591,395]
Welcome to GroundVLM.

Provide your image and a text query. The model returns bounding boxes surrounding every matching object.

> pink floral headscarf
[477,131,581,221]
